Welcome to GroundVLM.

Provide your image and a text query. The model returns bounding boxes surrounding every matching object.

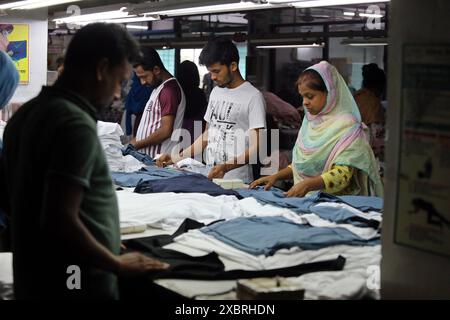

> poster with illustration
[395,44,450,257]
[0,23,29,83]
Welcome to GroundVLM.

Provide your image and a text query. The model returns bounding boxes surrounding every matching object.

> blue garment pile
[201,216,380,256]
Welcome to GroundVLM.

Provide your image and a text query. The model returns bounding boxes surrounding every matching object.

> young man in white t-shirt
[157,37,266,183]
[131,48,185,158]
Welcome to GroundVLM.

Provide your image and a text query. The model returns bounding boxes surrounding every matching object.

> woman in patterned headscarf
[250,61,383,197]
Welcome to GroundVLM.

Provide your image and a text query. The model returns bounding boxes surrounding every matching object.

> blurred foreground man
[1,23,168,300]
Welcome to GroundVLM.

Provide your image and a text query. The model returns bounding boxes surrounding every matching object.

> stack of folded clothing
[97,121,145,172]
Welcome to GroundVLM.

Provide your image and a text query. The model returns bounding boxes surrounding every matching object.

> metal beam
[273,18,386,27]
[138,29,387,48]
[248,29,386,43]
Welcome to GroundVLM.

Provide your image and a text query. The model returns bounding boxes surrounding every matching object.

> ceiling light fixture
[341,38,388,46]
[125,25,148,30]
[256,43,325,49]
[53,7,132,25]
[343,11,383,18]
[102,15,160,24]
[287,0,390,8]
[347,42,387,46]
[139,1,285,17]
[358,12,383,18]
[0,0,84,10]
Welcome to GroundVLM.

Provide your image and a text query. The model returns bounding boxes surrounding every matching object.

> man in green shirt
[1,23,168,300]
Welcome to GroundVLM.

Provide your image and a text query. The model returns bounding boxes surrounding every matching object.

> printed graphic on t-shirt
[207,99,243,164]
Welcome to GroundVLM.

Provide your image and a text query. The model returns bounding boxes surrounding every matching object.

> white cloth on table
[117,191,240,230]
[288,244,381,300]
[299,214,379,240]
[97,121,145,173]
[174,158,212,176]
[167,196,380,298]
[169,229,381,299]
[116,191,381,299]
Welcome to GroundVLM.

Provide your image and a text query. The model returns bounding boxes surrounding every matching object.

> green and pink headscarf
[292,61,383,197]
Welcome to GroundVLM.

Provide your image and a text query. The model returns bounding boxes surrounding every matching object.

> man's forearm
[175,128,208,163]
[133,127,172,150]
[47,216,121,273]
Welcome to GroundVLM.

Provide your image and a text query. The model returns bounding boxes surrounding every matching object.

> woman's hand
[249,175,278,191]
[284,175,325,198]
[284,181,310,198]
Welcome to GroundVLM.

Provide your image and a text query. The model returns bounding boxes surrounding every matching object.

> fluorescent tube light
[56,14,159,26]
[343,11,383,18]
[358,12,383,18]
[0,0,83,10]
[347,42,387,46]
[341,38,387,46]
[54,8,132,24]
[1,0,43,9]
[102,15,159,23]
[256,43,324,49]
[290,0,390,8]
[141,1,281,17]
[126,25,148,30]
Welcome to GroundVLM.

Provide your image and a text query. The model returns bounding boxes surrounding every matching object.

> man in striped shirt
[131,48,185,158]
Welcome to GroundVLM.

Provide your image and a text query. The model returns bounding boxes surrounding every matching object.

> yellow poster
[0,24,29,83]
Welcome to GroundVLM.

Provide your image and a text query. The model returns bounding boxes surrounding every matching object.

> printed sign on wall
[395,44,450,257]
[0,23,30,83]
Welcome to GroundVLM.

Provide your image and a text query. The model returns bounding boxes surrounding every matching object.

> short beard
[217,68,233,88]
[153,77,163,87]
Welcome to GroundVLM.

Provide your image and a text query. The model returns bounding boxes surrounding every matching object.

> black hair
[362,63,386,90]
[178,60,200,89]
[198,37,239,67]
[134,47,166,71]
[297,69,327,92]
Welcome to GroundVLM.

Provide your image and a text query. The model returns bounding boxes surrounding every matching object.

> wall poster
[0,23,29,83]
[395,44,450,257]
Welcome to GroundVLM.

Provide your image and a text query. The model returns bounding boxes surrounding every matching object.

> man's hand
[115,252,169,277]
[249,175,278,191]
[208,164,227,180]
[156,154,173,168]
[284,181,310,198]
